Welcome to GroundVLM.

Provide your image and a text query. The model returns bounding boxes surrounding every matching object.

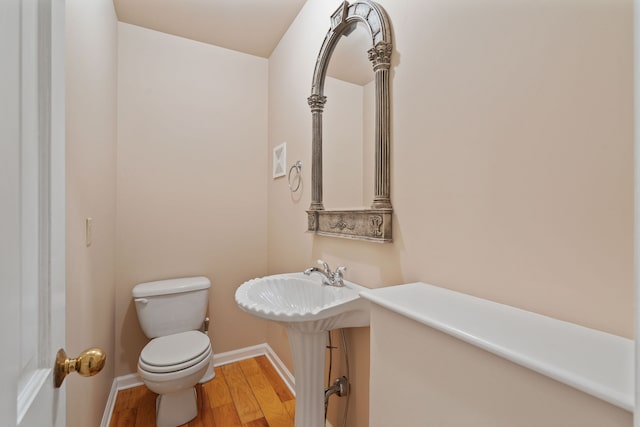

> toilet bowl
[137,331,211,427]
[133,277,213,427]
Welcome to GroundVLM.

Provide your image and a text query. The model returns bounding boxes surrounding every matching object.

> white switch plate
[273,142,286,178]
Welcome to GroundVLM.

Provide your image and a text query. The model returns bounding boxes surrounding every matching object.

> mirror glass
[306,0,392,242]
[322,22,374,209]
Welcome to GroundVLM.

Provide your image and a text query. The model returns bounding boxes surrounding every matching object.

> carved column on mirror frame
[307,94,327,211]
[368,41,392,210]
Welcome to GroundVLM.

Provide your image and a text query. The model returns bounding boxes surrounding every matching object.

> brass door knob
[54,347,106,388]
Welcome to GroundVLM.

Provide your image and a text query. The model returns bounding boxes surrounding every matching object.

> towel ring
[288,161,302,193]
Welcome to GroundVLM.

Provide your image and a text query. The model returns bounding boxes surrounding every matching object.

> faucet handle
[334,266,347,285]
[317,259,330,273]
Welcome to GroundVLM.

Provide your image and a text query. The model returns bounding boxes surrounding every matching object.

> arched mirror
[306,0,393,242]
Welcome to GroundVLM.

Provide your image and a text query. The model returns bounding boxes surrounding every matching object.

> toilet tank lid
[132,276,211,298]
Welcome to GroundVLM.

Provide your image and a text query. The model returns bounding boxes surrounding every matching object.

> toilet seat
[139,331,211,374]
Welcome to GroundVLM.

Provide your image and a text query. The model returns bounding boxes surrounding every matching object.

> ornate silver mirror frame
[306,0,393,243]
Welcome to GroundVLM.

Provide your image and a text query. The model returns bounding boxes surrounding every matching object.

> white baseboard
[99,378,118,427]
[100,343,295,427]
[263,344,296,395]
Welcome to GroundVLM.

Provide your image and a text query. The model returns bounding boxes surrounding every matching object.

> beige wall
[65,0,118,426]
[115,23,270,376]
[267,0,633,426]
[370,306,632,426]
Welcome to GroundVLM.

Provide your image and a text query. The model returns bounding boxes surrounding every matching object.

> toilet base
[155,387,197,427]
[199,353,215,384]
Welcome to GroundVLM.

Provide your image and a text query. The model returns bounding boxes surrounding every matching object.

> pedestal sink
[235,272,370,427]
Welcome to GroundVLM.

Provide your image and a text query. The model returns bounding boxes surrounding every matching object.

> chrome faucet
[304,259,347,287]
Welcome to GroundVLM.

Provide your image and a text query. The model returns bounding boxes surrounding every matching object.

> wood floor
[109,356,295,427]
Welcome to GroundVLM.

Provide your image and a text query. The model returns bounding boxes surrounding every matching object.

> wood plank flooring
[109,356,295,427]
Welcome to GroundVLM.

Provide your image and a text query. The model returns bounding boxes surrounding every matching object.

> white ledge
[360,283,633,412]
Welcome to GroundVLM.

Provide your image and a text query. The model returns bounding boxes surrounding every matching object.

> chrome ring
[288,161,302,192]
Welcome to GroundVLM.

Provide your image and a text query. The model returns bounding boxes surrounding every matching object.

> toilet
[133,277,215,427]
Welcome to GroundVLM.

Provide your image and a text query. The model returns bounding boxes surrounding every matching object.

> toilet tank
[133,277,210,339]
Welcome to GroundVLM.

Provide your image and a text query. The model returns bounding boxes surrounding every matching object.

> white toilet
[133,277,215,427]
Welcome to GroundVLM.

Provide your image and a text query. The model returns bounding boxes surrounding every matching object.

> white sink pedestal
[287,328,326,427]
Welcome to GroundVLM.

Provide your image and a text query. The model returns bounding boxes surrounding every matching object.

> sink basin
[235,272,370,427]
[235,272,369,330]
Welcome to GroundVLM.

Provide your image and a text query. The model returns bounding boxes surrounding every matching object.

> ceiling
[113,0,375,86]
[113,0,308,58]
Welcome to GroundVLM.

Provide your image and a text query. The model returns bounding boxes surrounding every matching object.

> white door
[0,0,66,426]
